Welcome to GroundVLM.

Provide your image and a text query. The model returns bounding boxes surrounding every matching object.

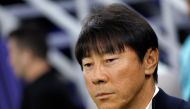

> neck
[126,77,155,109]
[24,58,50,83]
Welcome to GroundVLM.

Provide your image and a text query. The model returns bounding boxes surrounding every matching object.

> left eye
[105,58,117,63]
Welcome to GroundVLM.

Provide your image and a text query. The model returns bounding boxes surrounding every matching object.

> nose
[91,65,108,85]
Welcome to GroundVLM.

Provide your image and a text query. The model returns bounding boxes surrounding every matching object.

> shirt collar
[145,85,159,109]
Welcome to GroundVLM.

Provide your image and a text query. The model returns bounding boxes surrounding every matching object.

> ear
[143,48,159,76]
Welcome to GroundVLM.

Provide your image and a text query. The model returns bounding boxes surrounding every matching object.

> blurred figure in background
[0,34,21,109]
[7,22,85,109]
[179,0,190,101]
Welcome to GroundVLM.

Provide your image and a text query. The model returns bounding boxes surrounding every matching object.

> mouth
[95,92,115,100]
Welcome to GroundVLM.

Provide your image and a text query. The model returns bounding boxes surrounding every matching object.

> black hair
[75,3,158,82]
[8,22,48,59]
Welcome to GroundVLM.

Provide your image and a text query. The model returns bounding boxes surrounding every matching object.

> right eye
[83,63,93,67]
[82,62,94,70]
[105,58,116,63]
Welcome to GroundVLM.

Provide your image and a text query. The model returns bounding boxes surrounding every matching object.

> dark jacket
[152,89,190,109]
[22,68,85,109]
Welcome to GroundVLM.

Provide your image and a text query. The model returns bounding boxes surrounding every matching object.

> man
[75,3,190,109]
[7,23,85,109]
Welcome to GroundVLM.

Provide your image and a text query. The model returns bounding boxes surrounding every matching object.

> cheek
[9,50,20,65]
[110,62,145,100]
[9,54,19,69]
[84,74,94,93]
[10,52,24,75]
[83,74,97,101]
[114,74,144,94]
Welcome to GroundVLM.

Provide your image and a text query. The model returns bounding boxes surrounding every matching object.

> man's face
[82,48,146,109]
[7,39,28,78]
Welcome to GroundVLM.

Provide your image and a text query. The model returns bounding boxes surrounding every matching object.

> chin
[98,105,116,109]
[97,103,124,109]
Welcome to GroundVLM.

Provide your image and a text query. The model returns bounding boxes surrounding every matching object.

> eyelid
[82,61,94,69]
[105,58,118,63]
[83,63,92,67]
[82,58,92,65]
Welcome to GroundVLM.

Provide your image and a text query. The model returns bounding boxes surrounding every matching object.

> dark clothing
[22,68,85,109]
[152,89,190,109]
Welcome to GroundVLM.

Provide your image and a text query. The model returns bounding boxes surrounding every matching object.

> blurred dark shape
[7,21,86,109]
[128,0,160,18]
[0,0,24,6]
[178,28,190,45]
[0,0,71,6]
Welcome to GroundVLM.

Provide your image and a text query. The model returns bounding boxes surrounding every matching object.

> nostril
[93,79,106,85]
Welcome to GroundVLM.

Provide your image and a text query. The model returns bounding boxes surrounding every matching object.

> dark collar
[152,88,190,109]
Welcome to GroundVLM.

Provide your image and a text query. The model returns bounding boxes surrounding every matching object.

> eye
[105,58,118,63]
[82,62,94,70]
[83,63,93,67]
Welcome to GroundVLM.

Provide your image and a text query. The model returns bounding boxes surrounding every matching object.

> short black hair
[8,22,48,59]
[75,3,158,82]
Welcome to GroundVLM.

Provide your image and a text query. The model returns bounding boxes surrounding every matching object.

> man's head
[75,3,159,109]
[7,23,48,78]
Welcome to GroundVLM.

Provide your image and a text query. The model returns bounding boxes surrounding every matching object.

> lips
[95,92,115,99]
